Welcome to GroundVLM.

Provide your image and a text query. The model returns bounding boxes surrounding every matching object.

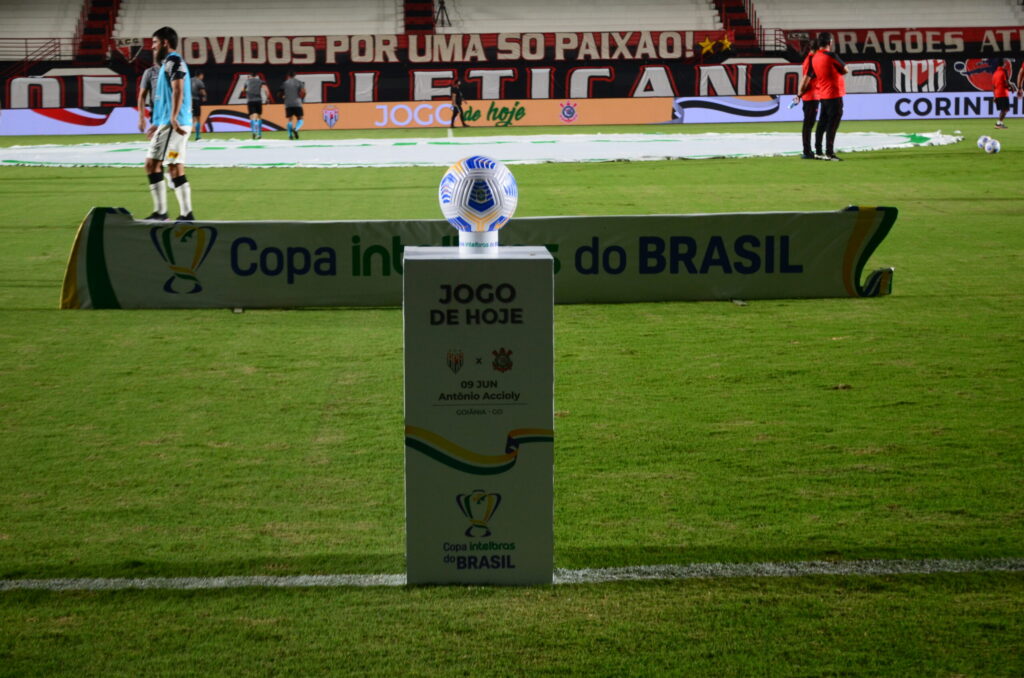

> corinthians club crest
[149,224,218,294]
[492,347,513,372]
[559,100,579,123]
[456,489,502,537]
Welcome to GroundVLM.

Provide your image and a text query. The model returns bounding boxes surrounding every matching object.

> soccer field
[1,120,1022,676]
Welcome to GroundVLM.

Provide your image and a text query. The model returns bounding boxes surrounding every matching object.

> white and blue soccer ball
[977,135,991,150]
[438,155,518,232]
[984,138,1001,154]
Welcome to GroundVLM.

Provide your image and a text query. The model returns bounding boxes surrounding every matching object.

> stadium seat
[0,0,81,39]
[0,0,81,60]
[113,0,402,39]
[754,0,1024,29]
[432,0,723,33]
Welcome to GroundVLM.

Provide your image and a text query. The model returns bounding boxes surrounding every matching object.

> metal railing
[740,0,788,52]
[758,27,788,52]
[0,38,77,62]
[0,38,77,80]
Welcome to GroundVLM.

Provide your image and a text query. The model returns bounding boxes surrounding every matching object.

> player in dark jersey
[280,72,306,140]
[811,32,847,161]
[245,75,271,139]
[136,64,160,133]
[450,76,469,128]
[794,37,819,159]
[190,71,206,140]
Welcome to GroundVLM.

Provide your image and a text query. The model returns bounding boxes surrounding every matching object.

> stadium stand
[0,0,82,39]
[0,0,82,61]
[432,0,723,33]
[4,0,1020,65]
[754,0,1024,29]
[112,0,403,39]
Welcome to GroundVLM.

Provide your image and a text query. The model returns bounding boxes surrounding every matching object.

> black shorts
[819,97,844,122]
[247,101,263,116]
[285,106,304,119]
[995,96,1009,112]
[191,100,202,118]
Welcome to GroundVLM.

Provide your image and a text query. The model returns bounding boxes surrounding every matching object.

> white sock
[173,175,192,215]
[148,173,167,214]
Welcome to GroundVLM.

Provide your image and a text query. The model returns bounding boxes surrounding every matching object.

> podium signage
[403,246,554,585]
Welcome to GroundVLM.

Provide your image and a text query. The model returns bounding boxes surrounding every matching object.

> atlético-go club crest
[322,105,339,128]
[446,349,464,373]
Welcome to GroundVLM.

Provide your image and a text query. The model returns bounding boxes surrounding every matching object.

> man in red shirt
[811,32,848,161]
[795,37,819,159]
[990,58,1010,129]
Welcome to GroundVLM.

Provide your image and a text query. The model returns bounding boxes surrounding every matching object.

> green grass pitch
[0,120,1022,676]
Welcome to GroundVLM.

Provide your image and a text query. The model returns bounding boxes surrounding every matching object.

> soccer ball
[977,135,991,150]
[985,138,1001,154]
[438,155,518,232]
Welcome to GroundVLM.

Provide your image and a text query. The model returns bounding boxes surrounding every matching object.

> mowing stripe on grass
[1,558,1021,592]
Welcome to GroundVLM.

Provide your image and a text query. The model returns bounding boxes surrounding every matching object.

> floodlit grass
[0,119,1021,676]
[2,575,1022,677]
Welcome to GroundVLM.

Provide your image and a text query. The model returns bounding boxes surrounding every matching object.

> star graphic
[698,36,717,55]
[718,35,733,52]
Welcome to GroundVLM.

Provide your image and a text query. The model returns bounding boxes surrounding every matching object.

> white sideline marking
[2,558,1021,592]
[553,558,1024,584]
[0,131,960,168]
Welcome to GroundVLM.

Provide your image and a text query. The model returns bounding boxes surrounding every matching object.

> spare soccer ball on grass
[984,138,1001,154]
[438,155,518,232]
[977,135,991,150]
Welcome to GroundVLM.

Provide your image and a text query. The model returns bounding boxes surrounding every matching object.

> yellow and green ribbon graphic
[405,426,554,475]
[841,206,898,297]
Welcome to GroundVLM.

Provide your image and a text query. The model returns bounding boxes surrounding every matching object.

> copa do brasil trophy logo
[438,155,518,255]
[404,154,553,585]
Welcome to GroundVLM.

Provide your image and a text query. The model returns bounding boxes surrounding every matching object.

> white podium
[403,246,554,585]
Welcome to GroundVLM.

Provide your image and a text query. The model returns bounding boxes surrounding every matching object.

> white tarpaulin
[2,131,959,168]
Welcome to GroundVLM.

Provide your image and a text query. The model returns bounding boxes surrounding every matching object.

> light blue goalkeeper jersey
[152,51,192,127]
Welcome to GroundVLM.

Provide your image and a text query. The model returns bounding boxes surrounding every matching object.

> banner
[671,92,1021,124]
[200,98,670,131]
[0,107,147,136]
[0,99,672,135]
[1,30,1018,114]
[1,91,1013,135]
[0,30,732,110]
[60,206,896,309]
[783,27,1024,58]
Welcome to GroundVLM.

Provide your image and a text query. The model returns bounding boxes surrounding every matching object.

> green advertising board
[60,206,896,309]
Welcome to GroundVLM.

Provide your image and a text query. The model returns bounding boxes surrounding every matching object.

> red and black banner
[1,29,1019,110]
[784,26,1024,57]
